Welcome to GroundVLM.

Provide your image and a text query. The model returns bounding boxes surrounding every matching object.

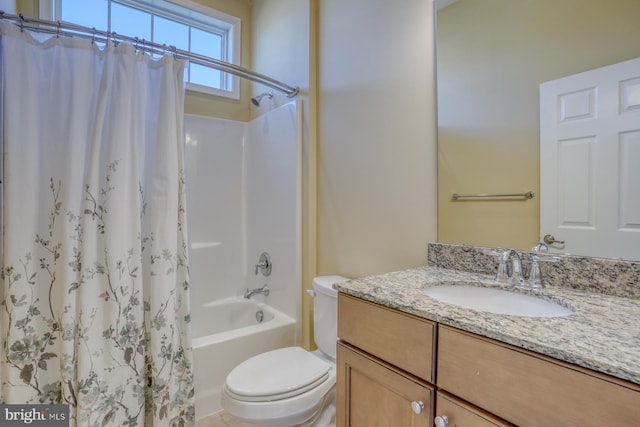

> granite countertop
[335,266,640,386]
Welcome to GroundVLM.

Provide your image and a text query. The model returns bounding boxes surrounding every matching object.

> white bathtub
[192,297,296,420]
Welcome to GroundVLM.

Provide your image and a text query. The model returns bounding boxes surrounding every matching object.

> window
[42,0,241,98]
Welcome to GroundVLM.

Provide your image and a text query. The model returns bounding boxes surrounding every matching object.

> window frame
[41,0,241,99]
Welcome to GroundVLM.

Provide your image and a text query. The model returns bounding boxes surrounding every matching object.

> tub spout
[244,284,270,299]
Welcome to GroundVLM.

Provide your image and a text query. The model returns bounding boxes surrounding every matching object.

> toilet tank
[312,275,349,360]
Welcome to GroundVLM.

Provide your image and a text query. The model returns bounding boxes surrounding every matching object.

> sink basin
[422,284,574,317]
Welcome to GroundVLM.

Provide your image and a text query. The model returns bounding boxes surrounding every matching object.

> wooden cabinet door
[435,391,513,427]
[337,342,434,427]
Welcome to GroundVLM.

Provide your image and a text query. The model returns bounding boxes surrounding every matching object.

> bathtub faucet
[244,284,270,299]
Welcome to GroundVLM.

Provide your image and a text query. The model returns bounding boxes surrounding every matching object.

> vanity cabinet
[336,294,436,426]
[336,293,640,427]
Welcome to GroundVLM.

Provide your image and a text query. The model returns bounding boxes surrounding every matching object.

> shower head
[251,92,273,107]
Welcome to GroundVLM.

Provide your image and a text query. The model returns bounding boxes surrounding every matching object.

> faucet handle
[483,248,510,283]
[532,253,561,265]
[531,241,549,252]
[254,252,272,276]
[528,254,560,288]
[496,256,511,283]
[482,248,504,257]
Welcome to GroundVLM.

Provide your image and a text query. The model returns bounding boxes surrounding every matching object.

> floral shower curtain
[0,21,194,426]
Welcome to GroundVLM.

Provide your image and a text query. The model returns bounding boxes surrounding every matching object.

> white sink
[422,284,574,317]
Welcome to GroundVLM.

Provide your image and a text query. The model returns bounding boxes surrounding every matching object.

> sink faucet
[496,249,524,286]
[244,284,270,299]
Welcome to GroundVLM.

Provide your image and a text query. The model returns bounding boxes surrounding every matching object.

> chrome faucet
[496,249,525,286]
[531,241,549,253]
[494,247,560,289]
[244,284,270,299]
[254,252,272,276]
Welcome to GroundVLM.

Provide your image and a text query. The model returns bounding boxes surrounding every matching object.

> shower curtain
[0,21,194,426]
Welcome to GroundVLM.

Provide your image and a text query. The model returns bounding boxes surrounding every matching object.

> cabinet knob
[434,415,449,427]
[410,400,425,414]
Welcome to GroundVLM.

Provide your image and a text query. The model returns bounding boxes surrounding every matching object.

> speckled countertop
[335,266,640,386]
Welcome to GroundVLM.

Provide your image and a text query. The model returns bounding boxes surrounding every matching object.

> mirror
[436,0,640,259]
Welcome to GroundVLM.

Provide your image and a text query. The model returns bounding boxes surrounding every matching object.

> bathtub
[192,297,297,420]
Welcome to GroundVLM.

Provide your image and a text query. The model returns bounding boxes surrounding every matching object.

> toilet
[221,275,349,427]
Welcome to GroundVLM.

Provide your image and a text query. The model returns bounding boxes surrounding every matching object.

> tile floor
[196,410,243,427]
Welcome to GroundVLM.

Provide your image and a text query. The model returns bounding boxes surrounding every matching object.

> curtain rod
[0,11,300,98]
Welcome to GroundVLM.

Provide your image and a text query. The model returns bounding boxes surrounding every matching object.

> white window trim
[41,0,241,100]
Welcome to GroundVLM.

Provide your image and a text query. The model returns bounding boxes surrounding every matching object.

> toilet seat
[225,347,332,402]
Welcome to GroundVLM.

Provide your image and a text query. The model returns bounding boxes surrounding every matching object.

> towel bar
[451,191,534,200]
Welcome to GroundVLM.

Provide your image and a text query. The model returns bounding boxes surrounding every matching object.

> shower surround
[184,101,301,419]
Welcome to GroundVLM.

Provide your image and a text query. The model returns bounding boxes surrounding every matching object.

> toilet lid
[225,347,332,401]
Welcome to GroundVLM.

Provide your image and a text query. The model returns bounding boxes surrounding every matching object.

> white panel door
[540,57,640,261]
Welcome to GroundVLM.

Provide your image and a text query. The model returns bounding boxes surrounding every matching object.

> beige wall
[16,0,35,15]
[437,0,640,250]
[317,0,438,278]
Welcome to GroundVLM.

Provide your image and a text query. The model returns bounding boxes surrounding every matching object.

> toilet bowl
[221,347,336,426]
[221,275,349,427]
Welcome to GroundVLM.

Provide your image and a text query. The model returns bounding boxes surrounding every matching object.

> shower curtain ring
[56,20,61,38]
[18,13,24,31]
[91,27,96,45]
